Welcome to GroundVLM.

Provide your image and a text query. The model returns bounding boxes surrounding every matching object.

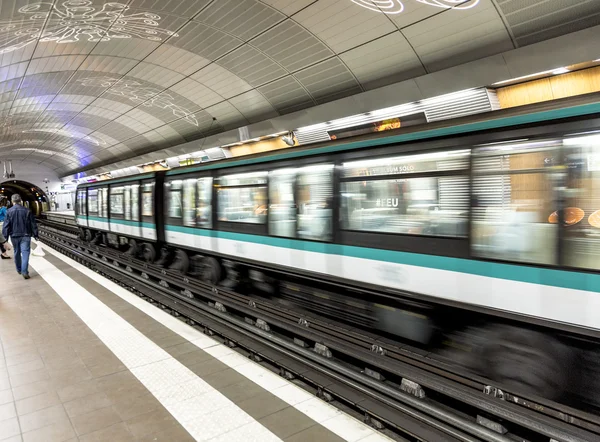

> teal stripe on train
[166,101,600,176]
[87,216,155,229]
[165,225,600,294]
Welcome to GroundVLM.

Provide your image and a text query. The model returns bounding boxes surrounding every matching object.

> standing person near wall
[0,198,10,259]
[2,194,38,279]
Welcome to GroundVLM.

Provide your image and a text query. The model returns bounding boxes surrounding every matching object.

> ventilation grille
[294,88,498,145]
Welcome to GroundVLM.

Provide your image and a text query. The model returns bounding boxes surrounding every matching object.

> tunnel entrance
[0,180,49,216]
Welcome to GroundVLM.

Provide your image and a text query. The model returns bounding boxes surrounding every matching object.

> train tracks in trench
[38,220,600,442]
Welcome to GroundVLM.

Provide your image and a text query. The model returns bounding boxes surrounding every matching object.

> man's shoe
[22,274,30,280]
[1,254,10,259]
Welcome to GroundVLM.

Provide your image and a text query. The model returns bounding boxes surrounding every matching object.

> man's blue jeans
[11,236,31,275]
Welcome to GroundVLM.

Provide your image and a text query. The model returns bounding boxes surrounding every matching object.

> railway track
[39,219,600,442]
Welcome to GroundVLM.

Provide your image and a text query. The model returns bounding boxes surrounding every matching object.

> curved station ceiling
[0,0,598,178]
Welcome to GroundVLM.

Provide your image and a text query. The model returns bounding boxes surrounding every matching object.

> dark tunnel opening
[0,180,49,216]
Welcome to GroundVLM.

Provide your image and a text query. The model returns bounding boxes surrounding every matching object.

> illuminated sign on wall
[350,0,479,15]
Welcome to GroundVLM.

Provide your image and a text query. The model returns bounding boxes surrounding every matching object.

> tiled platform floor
[0,245,394,442]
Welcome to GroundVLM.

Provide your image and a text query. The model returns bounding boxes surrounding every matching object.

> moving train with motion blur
[75,97,600,407]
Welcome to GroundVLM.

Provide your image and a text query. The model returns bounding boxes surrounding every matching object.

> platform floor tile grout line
[43,244,394,442]
[28,254,283,442]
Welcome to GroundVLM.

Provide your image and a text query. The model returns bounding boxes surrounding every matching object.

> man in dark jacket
[2,194,38,279]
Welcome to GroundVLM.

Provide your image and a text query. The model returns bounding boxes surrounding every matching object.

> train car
[76,173,163,259]
[75,98,600,404]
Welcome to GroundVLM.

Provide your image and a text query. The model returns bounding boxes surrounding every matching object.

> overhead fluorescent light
[492,67,569,86]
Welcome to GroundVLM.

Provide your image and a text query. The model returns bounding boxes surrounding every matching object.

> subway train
[75,100,600,406]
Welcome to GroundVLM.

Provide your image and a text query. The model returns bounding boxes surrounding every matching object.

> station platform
[0,244,391,442]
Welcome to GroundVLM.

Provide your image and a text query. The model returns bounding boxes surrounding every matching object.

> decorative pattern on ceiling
[351,0,479,14]
[0,0,597,177]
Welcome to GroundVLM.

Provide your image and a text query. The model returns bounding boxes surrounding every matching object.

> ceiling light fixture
[493,67,570,85]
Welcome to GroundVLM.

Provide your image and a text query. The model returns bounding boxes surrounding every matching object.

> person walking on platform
[0,198,10,259]
[2,194,38,279]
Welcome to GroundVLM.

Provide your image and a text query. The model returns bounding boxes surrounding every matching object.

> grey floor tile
[236,391,290,420]
[110,392,161,421]
[9,368,51,388]
[0,402,17,421]
[218,378,267,403]
[15,391,61,416]
[63,391,112,418]
[19,403,70,433]
[259,406,317,439]
[70,405,122,436]
[56,379,99,403]
[284,423,346,442]
[173,348,214,366]
[78,422,134,442]
[136,425,195,442]
[21,418,76,442]
[0,388,14,406]
[202,368,247,390]
[12,380,55,401]
[124,408,180,439]
[0,417,21,439]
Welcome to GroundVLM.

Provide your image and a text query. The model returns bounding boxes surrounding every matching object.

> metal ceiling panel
[257,75,315,114]
[169,21,241,61]
[261,0,316,16]
[228,89,278,122]
[294,57,362,103]
[195,0,285,41]
[293,0,397,53]
[127,62,185,88]
[217,45,287,86]
[251,19,333,72]
[191,63,254,99]
[402,0,513,72]
[143,46,211,76]
[169,78,224,109]
[340,31,425,90]
[497,0,600,46]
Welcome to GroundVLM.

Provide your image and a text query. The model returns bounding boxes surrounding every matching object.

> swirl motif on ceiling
[0,1,178,54]
[76,76,199,126]
[350,0,479,14]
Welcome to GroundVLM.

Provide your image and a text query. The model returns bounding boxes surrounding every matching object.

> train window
[341,151,470,238]
[130,184,139,221]
[197,177,212,228]
[99,188,108,218]
[341,176,469,237]
[142,183,154,217]
[123,186,131,220]
[297,165,334,241]
[167,180,182,219]
[269,169,296,237]
[471,140,560,265]
[110,187,124,216]
[217,172,267,224]
[88,189,98,214]
[182,179,196,226]
[562,134,600,270]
